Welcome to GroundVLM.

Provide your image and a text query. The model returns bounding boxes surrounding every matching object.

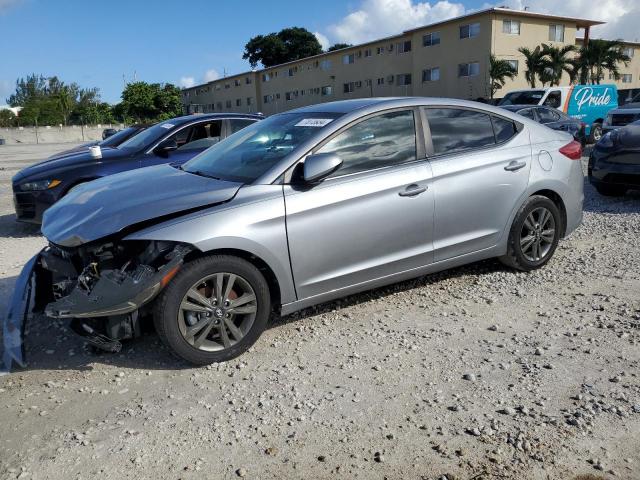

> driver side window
[543,91,561,109]
[316,110,417,178]
[171,121,224,152]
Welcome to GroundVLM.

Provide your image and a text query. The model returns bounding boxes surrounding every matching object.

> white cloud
[0,0,23,14]
[179,76,195,88]
[325,0,466,44]
[203,69,220,82]
[492,0,640,42]
[314,31,330,51]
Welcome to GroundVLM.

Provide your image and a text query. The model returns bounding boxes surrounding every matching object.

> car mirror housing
[303,153,343,183]
[154,138,178,156]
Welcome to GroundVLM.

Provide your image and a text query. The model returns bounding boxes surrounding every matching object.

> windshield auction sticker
[294,118,334,127]
[160,123,175,129]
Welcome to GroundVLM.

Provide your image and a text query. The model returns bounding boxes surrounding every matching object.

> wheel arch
[529,188,567,237]
[183,247,283,311]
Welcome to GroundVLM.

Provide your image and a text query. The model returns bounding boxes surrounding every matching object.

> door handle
[399,184,427,197]
[504,160,527,172]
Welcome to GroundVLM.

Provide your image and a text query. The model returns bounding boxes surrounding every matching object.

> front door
[284,109,434,300]
[423,107,532,261]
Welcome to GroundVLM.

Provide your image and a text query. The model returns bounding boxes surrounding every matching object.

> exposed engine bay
[2,240,191,370]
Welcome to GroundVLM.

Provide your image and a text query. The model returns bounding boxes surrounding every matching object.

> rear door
[423,107,531,261]
[284,109,434,299]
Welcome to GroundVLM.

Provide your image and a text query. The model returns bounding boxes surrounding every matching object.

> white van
[499,85,618,142]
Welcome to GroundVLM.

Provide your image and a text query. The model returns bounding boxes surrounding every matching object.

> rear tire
[595,184,627,197]
[500,195,561,272]
[153,255,271,365]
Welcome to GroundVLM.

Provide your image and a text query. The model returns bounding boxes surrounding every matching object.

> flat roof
[183,7,604,93]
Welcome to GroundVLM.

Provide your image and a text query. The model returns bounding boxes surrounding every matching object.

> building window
[376,46,384,54]
[343,53,355,64]
[355,80,362,88]
[397,40,412,53]
[263,95,273,104]
[458,62,480,77]
[234,79,241,86]
[387,43,394,52]
[321,85,333,96]
[423,32,441,47]
[245,77,252,84]
[225,100,232,108]
[216,102,223,110]
[386,74,395,83]
[225,83,230,89]
[262,73,270,82]
[287,67,296,77]
[622,74,632,83]
[343,82,355,93]
[507,60,519,73]
[247,97,252,105]
[623,47,634,58]
[422,67,440,82]
[549,24,564,42]
[377,77,385,85]
[365,79,372,87]
[364,48,372,57]
[502,20,520,35]
[460,23,480,39]
[396,73,412,86]
[320,60,332,71]
[215,85,221,91]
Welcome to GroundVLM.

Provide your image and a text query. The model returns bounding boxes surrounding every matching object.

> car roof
[500,104,540,111]
[284,97,523,116]
[167,113,264,125]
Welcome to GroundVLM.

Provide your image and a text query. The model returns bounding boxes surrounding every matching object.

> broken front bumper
[1,244,191,372]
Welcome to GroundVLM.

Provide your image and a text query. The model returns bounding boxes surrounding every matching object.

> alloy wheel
[177,272,257,352]
[519,207,556,262]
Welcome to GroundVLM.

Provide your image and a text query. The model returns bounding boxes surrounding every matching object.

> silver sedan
[4,98,584,369]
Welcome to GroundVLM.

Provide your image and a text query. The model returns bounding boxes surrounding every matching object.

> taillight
[559,140,582,160]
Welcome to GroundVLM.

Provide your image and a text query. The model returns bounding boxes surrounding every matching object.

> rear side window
[425,108,494,155]
[492,116,518,143]
[317,110,416,177]
[536,107,561,124]
[229,118,257,134]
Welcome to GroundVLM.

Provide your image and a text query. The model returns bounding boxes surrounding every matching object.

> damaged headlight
[19,179,62,191]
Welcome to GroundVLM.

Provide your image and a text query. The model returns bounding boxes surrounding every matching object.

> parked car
[12,113,262,224]
[500,104,586,145]
[48,124,150,160]
[499,84,618,143]
[588,120,640,196]
[102,128,118,140]
[5,98,583,368]
[602,97,640,134]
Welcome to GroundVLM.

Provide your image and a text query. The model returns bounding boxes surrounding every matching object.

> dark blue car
[12,113,262,224]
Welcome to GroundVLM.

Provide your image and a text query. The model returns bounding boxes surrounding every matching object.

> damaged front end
[2,240,191,372]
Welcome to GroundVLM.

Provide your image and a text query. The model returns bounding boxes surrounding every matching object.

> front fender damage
[1,242,192,373]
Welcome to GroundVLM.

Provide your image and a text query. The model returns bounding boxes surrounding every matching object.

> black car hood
[13,147,124,183]
[47,141,100,160]
[42,164,242,247]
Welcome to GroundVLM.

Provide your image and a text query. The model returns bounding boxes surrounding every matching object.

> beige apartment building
[182,7,640,116]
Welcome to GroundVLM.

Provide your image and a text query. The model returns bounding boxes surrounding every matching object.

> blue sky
[0,0,635,104]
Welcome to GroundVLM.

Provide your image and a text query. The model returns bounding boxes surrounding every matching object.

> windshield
[499,90,545,106]
[118,121,177,151]
[99,126,139,147]
[182,112,342,183]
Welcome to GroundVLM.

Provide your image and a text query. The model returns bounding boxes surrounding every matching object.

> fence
[0,124,125,145]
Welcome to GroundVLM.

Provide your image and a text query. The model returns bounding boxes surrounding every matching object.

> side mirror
[154,138,178,156]
[303,153,343,183]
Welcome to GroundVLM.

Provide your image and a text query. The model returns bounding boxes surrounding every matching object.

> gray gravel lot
[0,143,639,480]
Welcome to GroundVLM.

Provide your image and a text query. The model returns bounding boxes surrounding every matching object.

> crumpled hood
[13,147,122,183]
[42,164,242,247]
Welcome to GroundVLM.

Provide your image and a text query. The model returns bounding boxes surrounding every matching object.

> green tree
[517,46,545,88]
[243,27,322,68]
[118,81,183,122]
[327,43,353,52]
[573,39,631,84]
[6,74,47,106]
[540,44,576,86]
[0,109,17,127]
[489,55,517,98]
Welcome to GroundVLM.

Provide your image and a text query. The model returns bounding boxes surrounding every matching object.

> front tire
[153,255,271,365]
[500,196,561,272]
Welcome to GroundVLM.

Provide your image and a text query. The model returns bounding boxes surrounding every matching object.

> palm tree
[540,44,576,86]
[489,55,517,98]
[574,39,631,84]
[517,46,545,88]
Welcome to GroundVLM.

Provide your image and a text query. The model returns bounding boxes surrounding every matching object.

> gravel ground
[0,143,639,480]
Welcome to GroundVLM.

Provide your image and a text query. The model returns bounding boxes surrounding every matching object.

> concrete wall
[0,124,124,145]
